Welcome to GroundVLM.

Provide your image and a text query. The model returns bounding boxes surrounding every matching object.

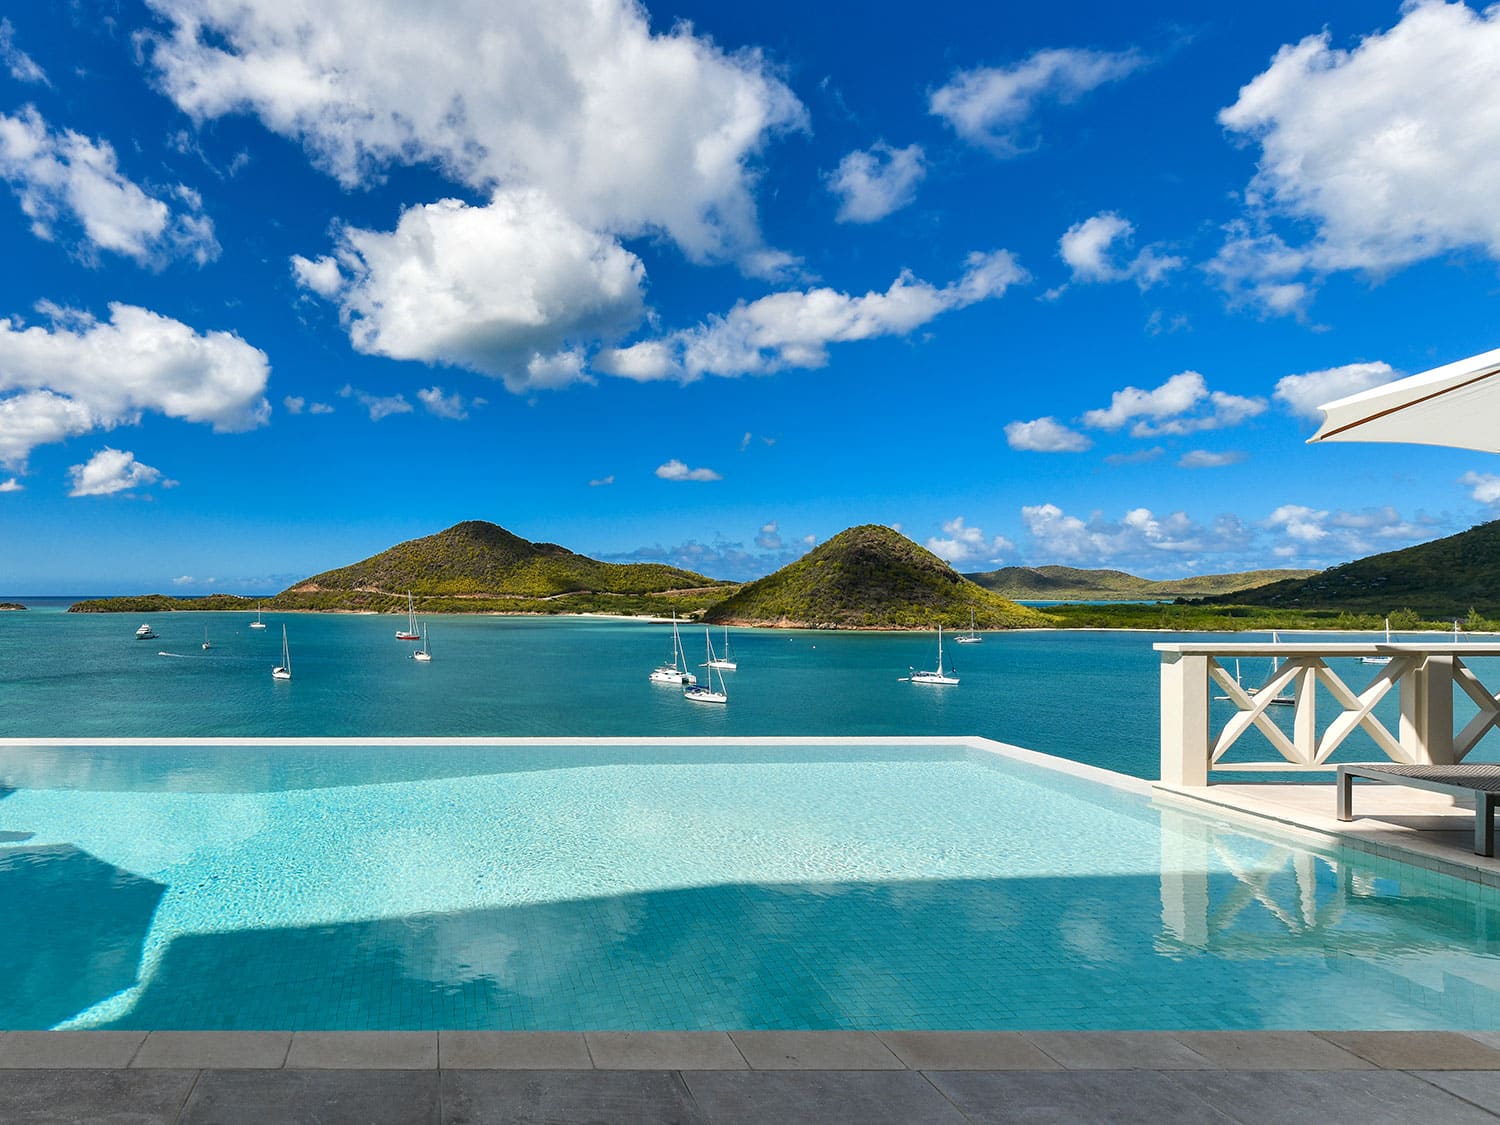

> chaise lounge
[1337,762,1500,856]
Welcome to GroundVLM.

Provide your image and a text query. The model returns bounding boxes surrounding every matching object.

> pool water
[4,740,1500,1031]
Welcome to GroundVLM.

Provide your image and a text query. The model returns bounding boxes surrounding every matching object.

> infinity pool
[2,738,1499,1030]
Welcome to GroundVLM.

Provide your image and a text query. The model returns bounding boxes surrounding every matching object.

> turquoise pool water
[3,740,1500,1031]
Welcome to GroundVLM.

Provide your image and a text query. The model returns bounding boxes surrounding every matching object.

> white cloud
[0,19,47,85]
[655,459,721,482]
[282,395,304,415]
[930,46,1147,155]
[1081,370,1266,437]
[1217,2,1500,309]
[1463,471,1500,505]
[1273,361,1395,421]
[0,303,270,469]
[172,574,194,585]
[827,141,926,223]
[1004,416,1092,453]
[1059,211,1181,288]
[67,447,164,497]
[0,476,22,492]
[141,0,806,268]
[295,191,645,393]
[339,385,412,422]
[416,386,468,420]
[1021,502,1222,563]
[0,106,217,265]
[926,517,1014,566]
[308,402,334,415]
[755,520,783,550]
[1262,503,1432,560]
[588,474,614,487]
[1178,449,1246,469]
[597,250,1027,383]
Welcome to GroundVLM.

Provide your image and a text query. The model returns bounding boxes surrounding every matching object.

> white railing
[1156,641,1500,785]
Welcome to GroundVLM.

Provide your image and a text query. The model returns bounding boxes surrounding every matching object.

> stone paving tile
[729,1031,903,1070]
[926,1069,1233,1124]
[585,1031,746,1070]
[1316,1031,1500,1070]
[286,1031,439,1069]
[132,1030,291,1069]
[180,1068,439,1124]
[1467,1033,1500,1053]
[1024,1031,1216,1069]
[1172,1031,1375,1070]
[1167,1068,1500,1125]
[443,1068,704,1125]
[0,1031,146,1068]
[0,1068,198,1124]
[684,1069,968,1125]
[439,1031,593,1070]
[1415,1071,1500,1116]
[877,1032,1061,1071]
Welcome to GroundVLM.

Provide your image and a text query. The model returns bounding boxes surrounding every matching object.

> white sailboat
[705,626,737,670]
[1359,617,1392,665]
[249,603,267,629]
[1246,631,1293,705]
[395,591,420,640]
[412,623,432,662]
[908,626,959,686]
[202,626,211,651]
[684,629,728,704]
[954,610,983,644]
[272,625,291,680]
[649,612,697,685]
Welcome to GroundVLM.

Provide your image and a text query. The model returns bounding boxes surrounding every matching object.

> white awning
[1311,345,1500,453]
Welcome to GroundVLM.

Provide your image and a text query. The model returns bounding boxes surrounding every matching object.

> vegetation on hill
[1040,602,1495,632]
[0,601,27,610]
[964,564,1317,600]
[705,524,1053,629]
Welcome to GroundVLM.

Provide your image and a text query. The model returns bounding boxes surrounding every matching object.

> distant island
[0,602,26,611]
[964,565,1317,601]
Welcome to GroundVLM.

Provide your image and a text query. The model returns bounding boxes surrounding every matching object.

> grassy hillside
[705,524,1053,629]
[965,564,1317,600]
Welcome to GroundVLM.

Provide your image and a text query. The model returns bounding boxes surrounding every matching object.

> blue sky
[4,0,1500,592]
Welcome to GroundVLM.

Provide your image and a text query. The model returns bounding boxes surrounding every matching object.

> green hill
[965,564,1317,600]
[705,524,1053,629]
[1200,520,1500,615]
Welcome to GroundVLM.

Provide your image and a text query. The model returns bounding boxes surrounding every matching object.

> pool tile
[0,1069,197,1125]
[730,1031,903,1070]
[438,1031,591,1069]
[1167,1069,1500,1125]
[1316,1031,1500,1070]
[0,1031,146,1069]
[179,1069,438,1124]
[1024,1031,1216,1069]
[1172,1032,1375,1070]
[877,1032,1061,1071]
[444,1069,704,1124]
[684,1070,967,1125]
[1414,1071,1500,1115]
[132,1031,290,1069]
[928,1069,1234,1123]
[585,1031,746,1070]
[286,1032,437,1069]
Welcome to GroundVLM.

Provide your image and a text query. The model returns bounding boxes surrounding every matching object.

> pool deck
[10,1030,1500,1122]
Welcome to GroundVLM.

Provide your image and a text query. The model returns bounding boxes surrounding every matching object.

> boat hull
[909,673,958,685]
[650,668,696,685]
[271,667,291,680]
[684,688,727,704]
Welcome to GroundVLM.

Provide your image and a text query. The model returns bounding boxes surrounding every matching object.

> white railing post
[1160,651,1210,786]
[1401,654,1456,764]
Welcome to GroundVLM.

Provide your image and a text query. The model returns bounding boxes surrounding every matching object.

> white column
[1160,651,1210,786]
[1400,654,1456,764]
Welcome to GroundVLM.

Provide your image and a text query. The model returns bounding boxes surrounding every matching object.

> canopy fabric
[1311,345,1500,453]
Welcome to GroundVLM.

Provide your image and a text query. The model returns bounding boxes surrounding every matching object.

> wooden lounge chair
[1336,763,1500,856]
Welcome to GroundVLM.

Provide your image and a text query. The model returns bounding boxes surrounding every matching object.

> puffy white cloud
[930,46,1146,155]
[0,106,217,265]
[1020,502,1225,563]
[1081,370,1266,437]
[1463,471,1500,505]
[1178,449,1246,469]
[755,520,783,550]
[1217,2,1500,308]
[827,141,925,223]
[0,303,270,469]
[172,574,194,585]
[308,402,334,415]
[416,386,468,420]
[1263,503,1432,560]
[0,476,22,492]
[599,250,1026,383]
[655,459,721,482]
[295,191,645,392]
[926,517,1014,566]
[338,385,411,421]
[588,474,614,487]
[67,447,165,497]
[1004,416,1092,453]
[0,18,47,85]
[282,395,304,415]
[1059,211,1181,288]
[1273,361,1395,421]
[141,0,805,266]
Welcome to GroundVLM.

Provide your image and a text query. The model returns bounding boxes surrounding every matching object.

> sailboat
[395,591,420,640]
[249,603,266,629]
[705,625,737,670]
[649,612,697,685]
[684,629,728,704]
[202,626,212,651]
[272,625,291,680]
[954,610,983,644]
[1245,631,1293,705]
[908,625,959,685]
[412,623,432,662]
[1359,617,1392,665]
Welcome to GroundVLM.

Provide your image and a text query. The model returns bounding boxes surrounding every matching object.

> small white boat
[412,623,432,662]
[272,624,292,680]
[649,612,698,685]
[954,610,983,644]
[1247,632,1293,705]
[684,629,728,704]
[395,591,420,640]
[135,623,158,640]
[202,626,211,651]
[249,603,267,629]
[705,626,737,670]
[908,626,959,686]
[1360,617,1392,665]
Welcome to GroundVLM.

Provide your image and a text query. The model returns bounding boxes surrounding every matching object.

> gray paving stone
[0,1068,197,1124]
[684,1069,967,1125]
[1168,1068,1500,1125]
[440,1031,593,1069]
[584,1031,746,1070]
[443,1068,704,1124]
[1024,1031,1216,1069]
[132,1030,291,1069]
[1317,1031,1500,1070]
[877,1031,1061,1071]
[180,1068,439,1124]
[0,1031,147,1068]
[1415,1071,1500,1115]
[1172,1031,1375,1070]
[928,1070,1234,1124]
[729,1031,903,1070]
[287,1031,438,1069]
